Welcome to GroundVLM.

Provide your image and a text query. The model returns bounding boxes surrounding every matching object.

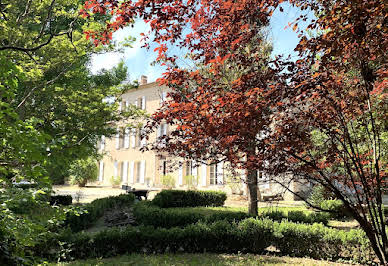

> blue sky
[91,3,311,83]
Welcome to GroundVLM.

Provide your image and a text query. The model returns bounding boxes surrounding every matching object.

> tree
[266,0,388,263]
[1,0,139,185]
[0,0,139,262]
[83,0,281,216]
[68,157,98,187]
[86,0,387,262]
[145,38,276,216]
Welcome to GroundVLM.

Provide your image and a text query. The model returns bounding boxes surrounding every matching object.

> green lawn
[56,253,347,266]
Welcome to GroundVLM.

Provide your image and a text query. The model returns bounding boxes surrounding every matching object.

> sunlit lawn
[56,253,347,266]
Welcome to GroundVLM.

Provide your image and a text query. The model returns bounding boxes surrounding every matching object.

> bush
[65,193,135,232]
[109,176,121,187]
[152,190,227,208]
[133,201,249,228]
[320,200,350,219]
[160,175,175,189]
[272,220,374,264]
[261,210,329,225]
[308,185,333,207]
[184,175,198,190]
[49,195,72,206]
[49,218,373,264]
[68,157,98,187]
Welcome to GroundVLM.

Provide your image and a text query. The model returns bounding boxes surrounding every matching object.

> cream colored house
[96,76,309,200]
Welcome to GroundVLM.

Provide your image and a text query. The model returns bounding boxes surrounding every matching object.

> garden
[6,189,370,265]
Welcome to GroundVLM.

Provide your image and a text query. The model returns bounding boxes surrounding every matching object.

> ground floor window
[209,164,217,185]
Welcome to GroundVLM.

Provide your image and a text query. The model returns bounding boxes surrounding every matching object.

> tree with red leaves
[84,0,387,262]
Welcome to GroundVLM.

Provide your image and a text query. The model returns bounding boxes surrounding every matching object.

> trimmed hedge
[262,210,329,225]
[48,218,373,264]
[133,202,250,228]
[49,195,73,206]
[152,190,227,208]
[134,202,329,228]
[65,193,135,232]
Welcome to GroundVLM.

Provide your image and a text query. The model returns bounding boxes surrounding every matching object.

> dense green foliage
[65,194,135,232]
[47,218,373,264]
[68,158,98,187]
[133,202,330,228]
[0,188,69,264]
[133,202,250,228]
[320,200,350,219]
[152,190,227,208]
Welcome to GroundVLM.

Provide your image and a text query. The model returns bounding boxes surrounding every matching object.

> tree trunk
[246,168,258,216]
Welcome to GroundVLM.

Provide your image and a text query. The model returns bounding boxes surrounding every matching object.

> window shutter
[157,125,161,138]
[141,96,146,110]
[100,135,105,151]
[119,101,122,112]
[201,163,207,186]
[125,101,129,111]
[163,124,167,136]
[114,161,118,177]
[130,128,136,148]
[192,162,198,185]
[115,129,120,149]
[140,160,146,184]
[99,161,104,182]
[124,128,130,148]
[129,161,134,184]
[123,161,128,183]
[140,128,147,147]
[178,164,183,186]
[217,161,224,185]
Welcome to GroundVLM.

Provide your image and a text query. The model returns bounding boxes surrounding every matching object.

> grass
[56,253,348,266]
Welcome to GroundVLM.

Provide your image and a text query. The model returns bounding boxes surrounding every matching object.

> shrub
[261,209,329,225]
[184,175,198,190]
[109,176,121,187]
[54,219,274,260]
[160,175,175,189]
[49,195,72,206]
[308,185,333,207]
[65,193,135,232]
[50,218,373,264]
[133,201,249,228]
[152,190,227,208]
[320,199,350,219]
[68,157,98,187]
[272,220,374,264]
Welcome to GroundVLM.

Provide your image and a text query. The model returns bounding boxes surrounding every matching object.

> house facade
[97,76,309,201]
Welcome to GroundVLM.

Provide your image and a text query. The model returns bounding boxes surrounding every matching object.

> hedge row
[133,202,250,228]
[133,202,329,228]
[50,218,373,264]
[262,210,329,225]
[65,193,135,232]
[152,190,227,208]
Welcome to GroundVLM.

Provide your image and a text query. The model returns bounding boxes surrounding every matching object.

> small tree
[68,158,98,187]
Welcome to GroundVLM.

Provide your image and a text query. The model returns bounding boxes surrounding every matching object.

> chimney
[140,75,148,85]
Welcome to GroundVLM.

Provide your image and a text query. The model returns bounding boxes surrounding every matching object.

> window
[135,161,141,183]
[209,164,217,185]
[100,135,105,151]
[185,161,192,176]
[159,157,167,176]
[98,161,104,182]
[158,123,168,137]
[136,128,142,147]
[160,91,167,106]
